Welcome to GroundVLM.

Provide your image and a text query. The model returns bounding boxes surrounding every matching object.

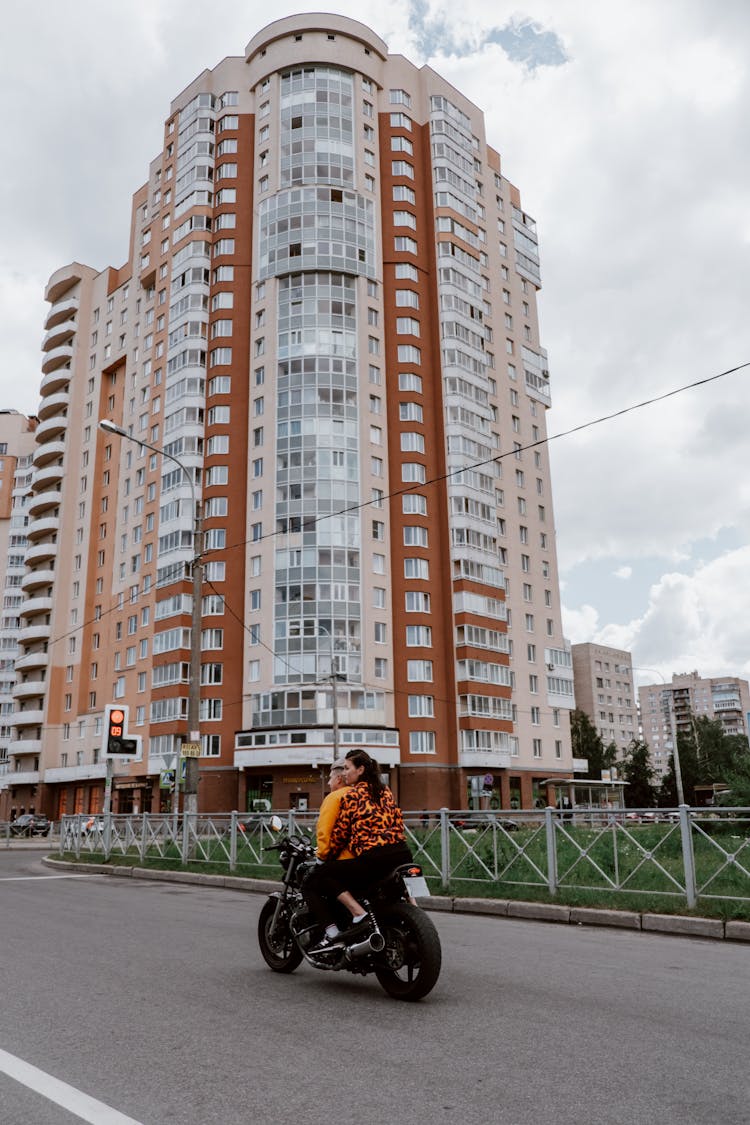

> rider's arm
[316,790,343,859]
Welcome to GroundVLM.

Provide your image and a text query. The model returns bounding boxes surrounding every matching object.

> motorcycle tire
[257,897,304,973]
[374,902,441,1001]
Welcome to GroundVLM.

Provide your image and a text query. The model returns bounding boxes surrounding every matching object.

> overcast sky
[2,0,748,686]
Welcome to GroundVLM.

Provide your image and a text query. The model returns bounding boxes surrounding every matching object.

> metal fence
[58,805,750,911]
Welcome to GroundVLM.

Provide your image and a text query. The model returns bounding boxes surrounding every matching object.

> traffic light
[103,705,137,756]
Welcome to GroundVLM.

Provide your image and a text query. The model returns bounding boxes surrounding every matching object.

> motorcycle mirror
[269,815,283,832]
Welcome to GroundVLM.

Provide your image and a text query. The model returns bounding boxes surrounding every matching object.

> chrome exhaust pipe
[346,930,386,959]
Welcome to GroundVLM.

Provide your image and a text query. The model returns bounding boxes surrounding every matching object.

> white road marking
[0,874,105,882]
[0,1047,143,1124]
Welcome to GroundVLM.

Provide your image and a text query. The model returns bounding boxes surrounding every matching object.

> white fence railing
[57,806,750,911]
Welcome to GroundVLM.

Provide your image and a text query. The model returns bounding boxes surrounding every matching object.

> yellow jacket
[316,785,353,860]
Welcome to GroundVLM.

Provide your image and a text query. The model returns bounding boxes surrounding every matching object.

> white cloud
[567,546,750,679]
[614,566,632,580]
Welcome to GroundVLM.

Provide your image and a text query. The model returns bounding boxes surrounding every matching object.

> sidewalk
[41,854,750,944]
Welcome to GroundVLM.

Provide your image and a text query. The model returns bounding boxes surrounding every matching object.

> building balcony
[42,321,76,353]
[14,650,49,673]
[8,739,42,756]
[12,679,47,700]
[45,263,83,304]
[33,439,66,468]
[44,295,79,330]
[31,463,64,490]
[39,367,71,397]
[458,749,512,769]
[525,369,551,406]
[44,762,107,784]
[40,344,73,374]
[21,569,55,593]
[26,488,61,518]
[37,390,70,422]
[2,769,40,787]
[24,542,57,567]
[17,622,52,644]
[9,709,45,728]
[35,414,67,443]
[19,596,53,619]
[26,516,59,542]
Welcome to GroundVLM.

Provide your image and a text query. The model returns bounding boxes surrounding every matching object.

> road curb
[41,856,744,942]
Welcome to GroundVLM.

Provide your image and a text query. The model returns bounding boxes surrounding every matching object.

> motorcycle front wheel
[257,897,304,973]
[375,902,442,1001]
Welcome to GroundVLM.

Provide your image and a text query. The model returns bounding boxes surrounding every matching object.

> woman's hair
[345,748,385,802]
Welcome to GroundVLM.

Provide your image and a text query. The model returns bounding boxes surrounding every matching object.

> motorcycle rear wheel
[374,902,441,1001]
[257,897,303,973]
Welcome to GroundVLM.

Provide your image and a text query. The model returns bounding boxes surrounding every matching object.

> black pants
[304,843,413,927]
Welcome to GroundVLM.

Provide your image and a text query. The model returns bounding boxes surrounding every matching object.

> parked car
[10,813,51,837]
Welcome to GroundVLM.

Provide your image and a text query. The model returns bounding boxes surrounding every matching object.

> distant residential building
[639,671,750,778]
[571,643,637,757]
[0,412,39,815]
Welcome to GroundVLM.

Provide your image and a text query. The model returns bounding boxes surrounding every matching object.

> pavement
[35,850,750,945]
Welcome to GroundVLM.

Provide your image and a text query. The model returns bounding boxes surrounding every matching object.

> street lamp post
[318,624,342,764]
[634,666,685,805]
[98,419,203,815]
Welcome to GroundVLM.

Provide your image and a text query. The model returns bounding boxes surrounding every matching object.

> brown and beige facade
[639,671,750,779]
[0,15,574,820]
[571,642,637,758]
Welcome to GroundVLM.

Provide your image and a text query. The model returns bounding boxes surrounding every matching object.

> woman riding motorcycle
[305,748,413,952]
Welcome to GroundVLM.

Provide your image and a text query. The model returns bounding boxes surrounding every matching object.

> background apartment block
[1,14,575,820]
[571,642,637,759]
[639,671,750,779]
[0,412,38,816]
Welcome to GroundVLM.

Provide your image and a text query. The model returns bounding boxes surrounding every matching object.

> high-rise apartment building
[571,643,637,757]
[639,671,750,779]
[0,412,38,819]
[3,14,574,819]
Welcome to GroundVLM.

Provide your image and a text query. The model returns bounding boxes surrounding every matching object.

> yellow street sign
[181,742,201,758]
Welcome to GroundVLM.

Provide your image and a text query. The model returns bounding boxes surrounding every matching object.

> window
[393,209,416,228]
[402,463,426,483]
[397,345,421,363]
[407,660,433,682]
[408,695,434,717]
[396,289,419,308]
[396,317,420,335]
[394,236,418,254]
[403,526,428,547]
[404,557,429,579]
[402,493,427,514]
[395,262,418,281]
[409,731,436,755]
[406,625,432,646]
[399,372,422,392]
[400,432,425,453]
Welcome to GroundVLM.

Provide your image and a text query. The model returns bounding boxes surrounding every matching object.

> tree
[659,716,750,805]
[569,709,618,780]
[620,740,657,808]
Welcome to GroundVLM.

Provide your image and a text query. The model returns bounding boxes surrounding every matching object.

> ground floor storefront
[3,765,573,822]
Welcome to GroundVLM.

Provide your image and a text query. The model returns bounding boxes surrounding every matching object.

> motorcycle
[257,816,442,1001]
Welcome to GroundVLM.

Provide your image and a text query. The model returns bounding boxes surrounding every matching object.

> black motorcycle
[257,818,442,1001]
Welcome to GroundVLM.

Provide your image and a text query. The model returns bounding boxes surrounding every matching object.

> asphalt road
[0,850,747,1125]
